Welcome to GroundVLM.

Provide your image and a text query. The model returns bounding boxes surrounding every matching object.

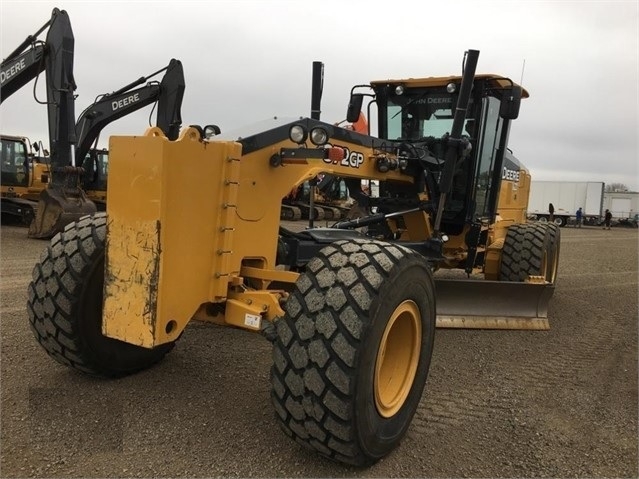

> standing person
[576,207,583,228]
[549,203,555,223]
[604,209,612,230]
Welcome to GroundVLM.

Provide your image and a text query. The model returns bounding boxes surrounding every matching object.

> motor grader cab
[338,68,559,328]
[0,8,97,238]
[0,134,50,224]
[75,59,185,209]
[28,49,560,467]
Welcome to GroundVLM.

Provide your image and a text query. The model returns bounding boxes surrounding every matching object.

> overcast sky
[1,0,637,190]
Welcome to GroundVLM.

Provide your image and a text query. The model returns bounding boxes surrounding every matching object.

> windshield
[385,93,471,140]
[1,137,28,186]
[97,151,109,177]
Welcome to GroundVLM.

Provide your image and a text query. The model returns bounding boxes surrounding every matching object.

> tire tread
[27,213,172,377]
[271,239,432,465]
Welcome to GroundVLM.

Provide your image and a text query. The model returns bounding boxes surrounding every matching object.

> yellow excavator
[0,8,96,238]
[1,9,185,236]
[28,49,560,466]
[0,134,50,225]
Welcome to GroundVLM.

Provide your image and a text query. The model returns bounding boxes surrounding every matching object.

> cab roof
[0,134,30,142]
[370,74,529,98]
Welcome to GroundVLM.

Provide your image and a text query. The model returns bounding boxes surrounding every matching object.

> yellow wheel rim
[374,300,422,418]
[541,250,549,279]
[543,244,559,284]
[548,248,558,283]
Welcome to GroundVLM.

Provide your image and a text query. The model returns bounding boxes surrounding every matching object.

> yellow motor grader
[28,49,560,466]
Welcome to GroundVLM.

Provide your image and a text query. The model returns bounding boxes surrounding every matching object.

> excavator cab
[0,135,51,225]
[81,148,109,209]
[1,135,30,188]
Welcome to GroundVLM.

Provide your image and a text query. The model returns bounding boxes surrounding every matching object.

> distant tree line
[605,183,629,192]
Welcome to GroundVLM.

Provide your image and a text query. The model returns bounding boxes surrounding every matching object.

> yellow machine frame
[104,116,537,348]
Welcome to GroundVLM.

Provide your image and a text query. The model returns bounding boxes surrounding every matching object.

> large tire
[27,213,174,377]
[499,222,560,284]
[271,239,436,466]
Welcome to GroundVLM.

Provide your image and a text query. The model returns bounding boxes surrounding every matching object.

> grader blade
[28,185,96,239]
[434,278,554,330]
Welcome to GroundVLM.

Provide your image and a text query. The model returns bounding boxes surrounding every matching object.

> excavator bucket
[28,185,96,239]
[434,278,554,330]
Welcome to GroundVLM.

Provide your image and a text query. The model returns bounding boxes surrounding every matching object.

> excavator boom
[0,11,54,101]
[1,45,46,102]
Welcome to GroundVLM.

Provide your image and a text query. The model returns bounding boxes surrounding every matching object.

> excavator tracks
[280,205,302,221]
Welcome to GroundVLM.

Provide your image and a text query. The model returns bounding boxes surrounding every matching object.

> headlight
[395,85,405,95]
[204,124,221,138]
[309,127,328,146]
[289,125,307,144]
[446,82,457,93]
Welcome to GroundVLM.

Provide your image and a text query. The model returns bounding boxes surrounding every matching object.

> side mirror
[499,85,522,120]
[346,94,364,123]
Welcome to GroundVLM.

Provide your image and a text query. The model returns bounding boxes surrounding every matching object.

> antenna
[520,59,526,86]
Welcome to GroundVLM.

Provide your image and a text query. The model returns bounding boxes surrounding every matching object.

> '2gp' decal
[323,145,364,169]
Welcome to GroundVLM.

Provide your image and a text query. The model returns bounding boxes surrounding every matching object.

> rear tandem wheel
[270,239,436,466]
[499,222,560,284]
[27,212,175,377]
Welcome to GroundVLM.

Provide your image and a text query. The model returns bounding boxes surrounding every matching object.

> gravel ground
[1,223,637,478]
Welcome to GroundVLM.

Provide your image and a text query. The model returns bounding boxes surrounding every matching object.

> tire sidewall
[354,258,436,459]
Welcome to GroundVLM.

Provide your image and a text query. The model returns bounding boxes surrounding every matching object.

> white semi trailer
[602,191,639,227]
[527,181,605,226]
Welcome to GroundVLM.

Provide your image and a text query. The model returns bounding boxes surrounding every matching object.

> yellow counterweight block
[103,128,252,347]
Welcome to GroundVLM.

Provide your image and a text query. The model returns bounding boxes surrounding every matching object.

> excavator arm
[0,8,96,238]
[1,8,77,168]
[0,8,76,172]
[75,59,185,163]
